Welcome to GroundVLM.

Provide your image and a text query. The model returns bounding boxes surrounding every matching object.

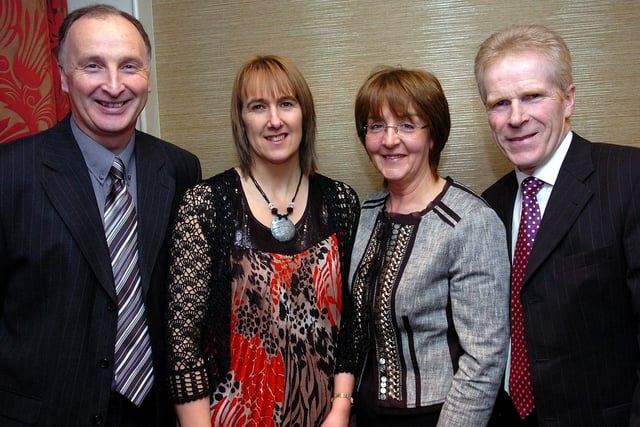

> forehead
[66,15,147,60]
[484,52,556,95]
[241,69,295,101]
[367,99,418,121]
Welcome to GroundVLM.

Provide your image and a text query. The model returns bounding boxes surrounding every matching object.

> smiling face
[365,104,432,190]
[482,51,575,175]
[241,88,303,170]
[59,14,150,152]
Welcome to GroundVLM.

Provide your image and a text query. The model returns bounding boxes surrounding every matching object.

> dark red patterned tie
[509,176,544,419]
[104,157,153,406]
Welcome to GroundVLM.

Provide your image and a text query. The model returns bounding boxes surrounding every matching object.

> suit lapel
[41,119,116,300]
[524,134,595,282]
[494,173,518,255]
[134,132,175,296]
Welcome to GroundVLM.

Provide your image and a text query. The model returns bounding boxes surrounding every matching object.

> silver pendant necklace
[249,172,303,242]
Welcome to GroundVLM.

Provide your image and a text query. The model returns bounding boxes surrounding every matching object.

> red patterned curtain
[0,0,69,144]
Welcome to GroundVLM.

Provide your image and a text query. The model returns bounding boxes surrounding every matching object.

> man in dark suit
[474,24,640,426]
[0,5,200,426]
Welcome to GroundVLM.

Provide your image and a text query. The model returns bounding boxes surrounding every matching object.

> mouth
[266,134,286,142]
[382,154,405,160]
[508,132,537,143]
[97,100,126,109]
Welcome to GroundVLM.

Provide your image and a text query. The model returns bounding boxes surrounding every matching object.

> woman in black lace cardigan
[165,55,360,427]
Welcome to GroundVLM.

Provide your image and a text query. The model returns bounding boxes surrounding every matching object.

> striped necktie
[104,157,153,406]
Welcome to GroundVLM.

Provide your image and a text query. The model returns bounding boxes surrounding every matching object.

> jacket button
[91,414,104,425]
[98,359,110,368]
[107,301,117,312]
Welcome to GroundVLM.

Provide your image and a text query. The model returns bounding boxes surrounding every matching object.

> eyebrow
[246,95,297,104]
[77,54,147,65]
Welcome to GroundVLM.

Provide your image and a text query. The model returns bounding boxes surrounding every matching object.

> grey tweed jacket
[349,178,510,426]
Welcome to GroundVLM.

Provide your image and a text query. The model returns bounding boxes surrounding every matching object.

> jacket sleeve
[438,205,510,427]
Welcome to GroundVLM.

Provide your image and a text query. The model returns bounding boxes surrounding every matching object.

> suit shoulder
[0,121,68,155]
[136,132,201,185]
[590,141,640,162]
[481,172,516,203]
[137,131,198,160]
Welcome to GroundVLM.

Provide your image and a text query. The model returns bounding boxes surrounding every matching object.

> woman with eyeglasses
[166,55,360,427]
[323,67,510,427]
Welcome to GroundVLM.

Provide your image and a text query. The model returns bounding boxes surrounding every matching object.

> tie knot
[110,157,125,181]
[522,176,544,197]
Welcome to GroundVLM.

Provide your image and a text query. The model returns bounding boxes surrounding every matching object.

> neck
[386,174,444,214]
[72,116,133,154]
[249,161,303,199]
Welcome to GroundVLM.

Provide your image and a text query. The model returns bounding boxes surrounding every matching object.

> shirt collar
[71,117,136,183]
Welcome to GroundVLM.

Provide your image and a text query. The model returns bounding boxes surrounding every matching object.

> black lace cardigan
[166,168,360,403]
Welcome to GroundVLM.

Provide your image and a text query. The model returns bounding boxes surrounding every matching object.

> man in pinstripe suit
[0,5,200,426]
[475,25,640,426]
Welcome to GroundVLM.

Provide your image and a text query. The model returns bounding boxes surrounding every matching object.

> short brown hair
[355,66,450,174]
[231,55,318,176]
[474,24,573,103]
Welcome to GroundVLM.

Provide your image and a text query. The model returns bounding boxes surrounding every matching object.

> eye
[522,94,541,102]
[249,103,266,111]
[121,63,141,73]
[280,98,298,109]
[368,122,385,132]
[487,99,509,111]
[398,122,416,133]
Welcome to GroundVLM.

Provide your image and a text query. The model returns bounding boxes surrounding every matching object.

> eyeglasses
[363,122,428,137]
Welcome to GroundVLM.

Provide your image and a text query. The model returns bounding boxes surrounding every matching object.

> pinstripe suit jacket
[482,133,640,426]
[0,116,201,426]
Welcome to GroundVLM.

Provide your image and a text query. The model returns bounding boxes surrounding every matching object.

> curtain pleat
[0,0,68,144]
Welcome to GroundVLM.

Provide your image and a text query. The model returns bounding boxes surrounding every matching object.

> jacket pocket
[0,388,41,424]
[602,402,631,427]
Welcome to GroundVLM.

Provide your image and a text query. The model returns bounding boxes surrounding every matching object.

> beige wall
[151,0,640,197]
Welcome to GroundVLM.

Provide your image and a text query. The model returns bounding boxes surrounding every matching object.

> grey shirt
[71,117,138,218]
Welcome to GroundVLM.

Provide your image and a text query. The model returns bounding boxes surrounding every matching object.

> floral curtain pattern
[0,0,68,144]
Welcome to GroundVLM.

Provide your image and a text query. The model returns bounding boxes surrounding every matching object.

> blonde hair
[474,24,573,103]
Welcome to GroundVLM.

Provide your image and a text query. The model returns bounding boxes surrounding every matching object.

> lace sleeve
[166,183,215,404]
[324,178,361,376]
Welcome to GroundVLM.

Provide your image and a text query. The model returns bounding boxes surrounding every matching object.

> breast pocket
[552,244,624,298]
[0,387,42,424]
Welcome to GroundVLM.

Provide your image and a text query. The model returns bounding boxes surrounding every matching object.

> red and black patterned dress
[167,169,359,427]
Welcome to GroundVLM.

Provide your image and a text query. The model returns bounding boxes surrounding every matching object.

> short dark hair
[58,4,152,66]
[355,66,450,174]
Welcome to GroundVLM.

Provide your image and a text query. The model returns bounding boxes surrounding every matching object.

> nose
[508,101,527,127]
[381,126,400,147]
[267,108,283,128]
[102,67,125,96]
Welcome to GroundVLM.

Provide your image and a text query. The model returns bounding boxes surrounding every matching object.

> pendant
[270,215,296,242]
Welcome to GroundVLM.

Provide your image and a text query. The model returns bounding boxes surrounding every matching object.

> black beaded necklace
[249,172,303,242]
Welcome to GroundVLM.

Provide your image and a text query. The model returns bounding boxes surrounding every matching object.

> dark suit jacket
[482,133,640,426]
[0,116,201,426]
